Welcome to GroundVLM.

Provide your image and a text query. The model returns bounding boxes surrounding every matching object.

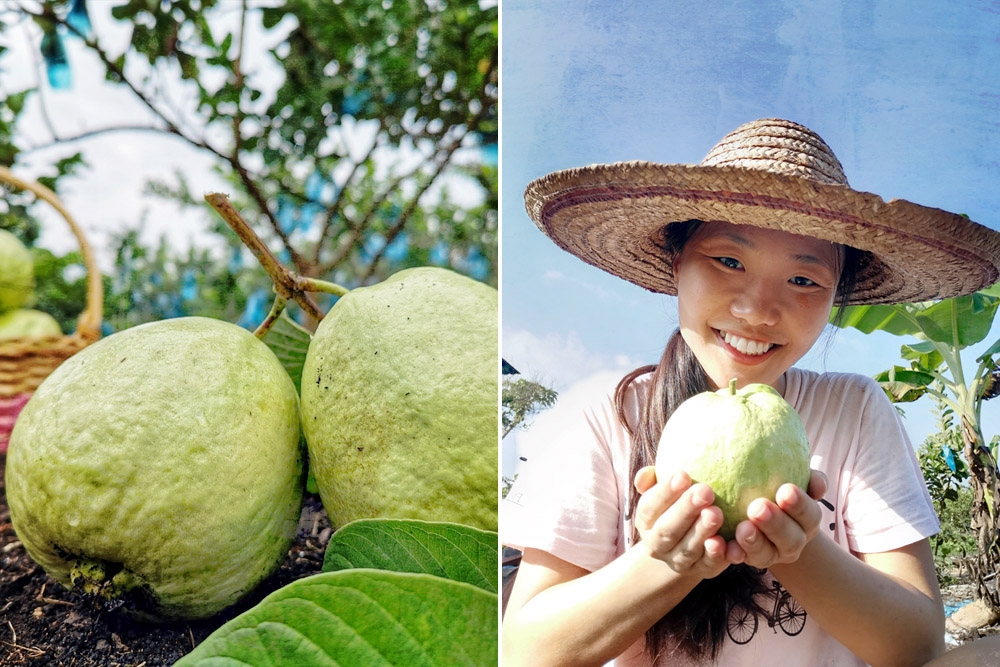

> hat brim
[524,161,1000,305]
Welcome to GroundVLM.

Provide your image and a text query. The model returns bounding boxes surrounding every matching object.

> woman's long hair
[614,220,866,663]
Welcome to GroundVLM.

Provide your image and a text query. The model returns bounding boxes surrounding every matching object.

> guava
[301,267,498,532]
[655,379,811,540]
[0,308,62,340]
[5,316,304,621]
[0,229,35,312]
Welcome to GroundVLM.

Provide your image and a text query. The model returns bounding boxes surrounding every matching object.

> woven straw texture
[524,118,1000,305]
[0,166,103,451]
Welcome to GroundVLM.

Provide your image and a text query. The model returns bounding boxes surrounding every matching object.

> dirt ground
[0,457,333,667]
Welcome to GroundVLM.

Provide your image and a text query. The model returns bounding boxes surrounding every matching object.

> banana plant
[831,282,1000,609]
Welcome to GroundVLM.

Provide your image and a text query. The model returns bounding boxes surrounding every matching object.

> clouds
[501,326,643,392]
[502,368,629,478]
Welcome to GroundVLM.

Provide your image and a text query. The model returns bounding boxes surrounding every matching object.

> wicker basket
[0,165,103,453]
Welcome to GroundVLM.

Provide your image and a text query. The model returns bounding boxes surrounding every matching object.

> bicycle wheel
[776,594,807,636]
[726,605,757,644]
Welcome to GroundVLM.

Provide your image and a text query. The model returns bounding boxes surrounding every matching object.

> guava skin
[301,267,498,532]
[5,317,304,621]
[0,308,62,340]
[655,381,811,540]
[0,229,35,312]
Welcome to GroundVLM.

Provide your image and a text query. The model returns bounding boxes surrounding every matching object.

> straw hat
[524,118,1000,305]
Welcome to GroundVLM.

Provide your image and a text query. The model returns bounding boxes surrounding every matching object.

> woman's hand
[731,470,828,569]
[631,466,731,579]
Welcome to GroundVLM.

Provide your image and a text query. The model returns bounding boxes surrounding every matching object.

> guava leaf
[260,310,311,389]
[322,519,498,594]
[172,569,498,666]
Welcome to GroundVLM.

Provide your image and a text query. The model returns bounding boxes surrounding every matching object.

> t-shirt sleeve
[841,374,940,554]
[501,394,625,573]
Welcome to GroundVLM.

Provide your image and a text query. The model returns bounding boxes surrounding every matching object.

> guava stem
[252,293,288,339]
[205,193,327,323]
[729,378,738,395]
[298,277,349,297]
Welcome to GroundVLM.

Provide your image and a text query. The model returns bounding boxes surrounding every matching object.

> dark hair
[614,220,866,663]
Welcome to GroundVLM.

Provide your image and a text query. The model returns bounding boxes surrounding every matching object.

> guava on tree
[655,380,811,540]
[5,316,304,621]
[0,228,35,312]
[301,267,498,532]
[0,308,62,340]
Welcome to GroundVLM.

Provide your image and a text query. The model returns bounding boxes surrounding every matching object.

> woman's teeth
[722,331,774,356]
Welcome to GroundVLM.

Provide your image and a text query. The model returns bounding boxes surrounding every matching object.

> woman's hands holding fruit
[632,466,827,575]
[732,470,826,568]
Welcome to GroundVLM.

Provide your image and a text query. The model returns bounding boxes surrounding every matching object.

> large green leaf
[322,519,498,594]
[982,281,1000,298]
[900,342,944,371]
[260,310,312,389]
[172,570,498,667]
[978,337,1000,363]
[873,366,936,403]
[833,292,1000,349]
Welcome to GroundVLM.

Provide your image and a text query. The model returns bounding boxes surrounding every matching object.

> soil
[0,457,333,667]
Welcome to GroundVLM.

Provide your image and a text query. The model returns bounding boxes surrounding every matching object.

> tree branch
[357,132,467,283]
[21,124,177,152]
[205,192,325,323]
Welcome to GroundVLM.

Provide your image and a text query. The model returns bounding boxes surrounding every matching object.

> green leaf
[900,342,944,371]
[833,292,1000,349]
[874,366,936,403]
[977,338,1000,363]
[172,570,498,666]
[832,302,922,336]
[913,296,998,347]
[874,366,937,386]
[260,310,311,389]
[322,519,498,594]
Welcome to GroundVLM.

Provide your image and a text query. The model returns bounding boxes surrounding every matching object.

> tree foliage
[832,283,1000,607]
[502,376,558,439]
[915,397,975,583]
[0,0,497,330]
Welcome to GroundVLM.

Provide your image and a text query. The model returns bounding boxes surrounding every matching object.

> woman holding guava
[501,119,1000,666]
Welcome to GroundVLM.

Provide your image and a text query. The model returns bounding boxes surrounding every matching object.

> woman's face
[673,221,842,391]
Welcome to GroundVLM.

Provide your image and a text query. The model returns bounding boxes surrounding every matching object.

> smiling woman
[501,118,1000,667]
[672,221,842,390]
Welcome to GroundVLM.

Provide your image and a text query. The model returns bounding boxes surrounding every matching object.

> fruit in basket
[5,316,304,621]
[0,308,62,340]
[655,380,811,540]
[0,228,35,312]
[301,267,498,532]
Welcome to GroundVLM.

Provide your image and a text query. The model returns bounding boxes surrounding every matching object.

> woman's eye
[716,256,742,269]
[791,276,818,287]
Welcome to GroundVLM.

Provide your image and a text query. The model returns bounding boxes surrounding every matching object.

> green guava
[0,308,62,340]
[5,316,304,621]
[301,267,498,532]
[655,379,811,540]
[0,229,35,312]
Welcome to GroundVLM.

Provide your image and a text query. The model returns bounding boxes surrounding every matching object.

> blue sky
[501,0,1000,476]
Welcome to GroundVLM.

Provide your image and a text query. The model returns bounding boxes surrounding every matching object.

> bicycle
[727,578,807,644]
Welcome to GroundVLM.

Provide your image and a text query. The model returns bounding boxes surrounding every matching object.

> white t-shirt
[502,367,939,666]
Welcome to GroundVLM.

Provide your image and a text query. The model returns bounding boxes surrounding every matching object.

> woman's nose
[730,281,781,326]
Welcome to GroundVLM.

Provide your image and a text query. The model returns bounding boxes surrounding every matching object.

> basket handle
[0,165,103,342]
